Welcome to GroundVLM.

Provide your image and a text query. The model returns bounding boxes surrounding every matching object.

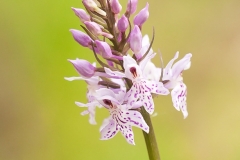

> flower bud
[71,7,90,22]
[133,3,149,27]
[69,59,96,78]
[126,0,138,14]
[130,25,142,54]
[82,0,106,16]
[107,60,114,67]
[84,21,113,39]
[95,40,112,58]
[70,29,92,47]
[110,0,122,14]
[117,15,128,32]
[85,21,102,35]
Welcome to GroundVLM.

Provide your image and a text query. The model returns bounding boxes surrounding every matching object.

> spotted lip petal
[146,80,169,95]
[97,88,149,144]
[100,105,149,145]
[100,117,119,140]
[162,52,191,118]
[126,79,169,114]
[126,80,154,114]
[124,110,149,133]
[171,82,188,118]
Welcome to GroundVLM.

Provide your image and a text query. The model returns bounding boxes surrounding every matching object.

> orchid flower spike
[66,0,193,146]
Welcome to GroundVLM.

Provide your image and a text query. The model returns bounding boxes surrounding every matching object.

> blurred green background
[1,0,240,159]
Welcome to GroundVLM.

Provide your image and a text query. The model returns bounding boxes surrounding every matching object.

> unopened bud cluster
[65,0,192,145]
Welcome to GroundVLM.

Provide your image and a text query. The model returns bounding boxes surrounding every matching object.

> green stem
[124,80,160,160]
[141,108,161,160]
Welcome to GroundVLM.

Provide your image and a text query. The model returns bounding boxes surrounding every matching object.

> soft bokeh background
[1,0,240,159]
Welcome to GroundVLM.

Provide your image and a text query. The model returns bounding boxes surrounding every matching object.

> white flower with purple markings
[96,88,149,145]
[104,54,169,114]
[65,76,103,124]
[163,52,192,118]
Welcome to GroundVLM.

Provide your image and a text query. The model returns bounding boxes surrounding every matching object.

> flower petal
[119,125,135,145]
[75,101,101,125]
[146,80,169,95]
[116,89,126,104]
[124,110,149,133]
[123,55,137,70]
[171,53,192,79]
[100,117,119,140]
[104,67,126,78]
[95,88,120,106]
[64,76,84,81]
[113,112,136,145]
[142,35,150,46]
[162,51,179,81]
[85,76,100,85]
[130,25,142,54]
[125,83,140,108]
[171,82,188,118]
[131,101,143,109]
[143,62,161,81]
[141,91,154,114]
[139,52,156,71]
[139,35,154,57]
[124,64,143,80]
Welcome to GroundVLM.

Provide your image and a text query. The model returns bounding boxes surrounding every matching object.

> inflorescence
[65,0,192,145]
